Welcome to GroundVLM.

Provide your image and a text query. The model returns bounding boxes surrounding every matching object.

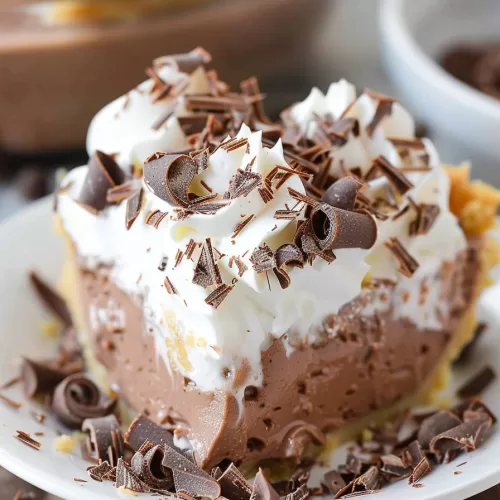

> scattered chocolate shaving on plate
[125,414,175,451]
[417,410,462,449]
[456,366,496,399]
[73,478,87,483]
[0,375,21,391]
[14,430,41,451]
[0,393,22,409]
[52,373,116,428]
[21,358,66,398]
[384,237,419,277]
[82,414,124,466]
[29,271,72,327]
[77,151,126,211]
[408,457,432,485]
[125,188,144,230]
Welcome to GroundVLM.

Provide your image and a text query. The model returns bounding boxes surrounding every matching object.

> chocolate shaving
[241,77,271,124]
[144,153,197,207]
[275,244,304,270]
[78,151,126,211]
[164,276,179,295]
[454,323,487,365]
[310,203,377,251]
[225,169,262,199]
[180,115,212,136]
[145,209,168,229]
[417,410,462,449]
[274,209,302,220]
[217,463,252,500]
[220,137,249,153]
[14,430,41,451]
[154,47,212,74]
[387,137,425,150]
[258,185,274,203]
[106,182,136,204]
[457,366,496,399]
[364,89,396,136]
[251,468,280,500]
[125,188,144,230]
[21,358,66,398]
[52,373,116,428]
[162,444,221,498]
[29,271,72,327]
[384,237,419,277]
[322,470,346,495]
[125,414,175,451]
[193,238,222,288]
[82,415,124,466]
[366,156,414,195]
[300,229,336,264]
[409,203,440,236]
[116,457,150,493]
[232,215,254,238]
[287,187,319,208]
[205,284,233,309]
[185,95,249,113]
[322,177,361,210]
[138,444,174,490]
[408,457,432,485]
[151,100,178,131]
[250,244,276,274]
[380,454,411,478]
[87,460,115,482]
[284,484,309,500]
[0,394,22,409]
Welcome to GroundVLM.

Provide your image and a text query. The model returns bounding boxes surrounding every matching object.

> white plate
[1,198,500,500]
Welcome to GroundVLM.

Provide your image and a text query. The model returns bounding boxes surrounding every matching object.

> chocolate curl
[144,153,197,207]
[78,151,126,211]
[417,410,462,449]
[273,244,304,290]
[311,203,377,251]
[135,444,174,490]
[116,457,150,493]
[21,358,66,398]
[321,177,361,210]
[154,47,212,74]
[52,373,116,428]
[82,414,124,466]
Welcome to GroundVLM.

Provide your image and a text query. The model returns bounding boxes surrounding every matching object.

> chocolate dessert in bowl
[44,48,500,492]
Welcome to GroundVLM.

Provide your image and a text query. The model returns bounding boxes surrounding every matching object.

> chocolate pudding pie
[54,49,500,470]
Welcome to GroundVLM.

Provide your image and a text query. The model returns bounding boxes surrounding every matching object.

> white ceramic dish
[1,198,500,499]
[379,0,500,186]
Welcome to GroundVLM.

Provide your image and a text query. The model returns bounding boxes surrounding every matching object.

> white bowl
[379,0,500,185]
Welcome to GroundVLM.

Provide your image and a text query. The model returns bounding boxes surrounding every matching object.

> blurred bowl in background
[380,0,500,185]
[0,0,331,154]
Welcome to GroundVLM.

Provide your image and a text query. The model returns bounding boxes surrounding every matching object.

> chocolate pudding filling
[68,236,482,469]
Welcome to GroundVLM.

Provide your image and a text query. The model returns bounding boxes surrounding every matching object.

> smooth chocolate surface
[71,238,482,469]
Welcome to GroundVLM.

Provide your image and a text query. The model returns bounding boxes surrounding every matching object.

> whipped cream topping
[58,75,467,396]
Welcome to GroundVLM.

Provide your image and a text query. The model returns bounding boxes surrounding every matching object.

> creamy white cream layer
[58,75,466,395]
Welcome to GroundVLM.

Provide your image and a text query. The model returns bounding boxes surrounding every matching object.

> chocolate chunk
[457,366,496,399]
[366,156,414,195]
[322,470,346,495]
[310,203,377,251]
[225,169,262,199]
[29,271,72,327]
[162,444,221,498]
[116,457,150,493]
[193,238,223,288]
[154,47,212,74]
[21,358,66,398]
[408,457,432,485]
[384,237,419,277]
[87,460,114,482]
[250,469,280,500]
[250,244,276,274]
[205,284,233,309]
[322,177,361,210]
[144,153,197,207]
[78,151,126,211]
[125,414,175,451]
[125,188,144,230]
[52,374,116,428]
[430,411,492,455]
[417,410,462,449]
[217,463,252,500]
[82,415,124,466]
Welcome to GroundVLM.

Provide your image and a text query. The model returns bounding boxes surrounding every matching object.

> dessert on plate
[55,49,500,470]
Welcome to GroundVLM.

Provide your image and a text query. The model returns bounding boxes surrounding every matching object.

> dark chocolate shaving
[217,463,252,500]
[250,244,276,274]
[138,444,174,490]
[232,215,255,238]
[145,210,168,229]
[82,414,124,466]
[162,444,221,498]
[125,415,175,451]
[365,156,414,196]
[284,484,309,500]
[457,366,496,399]
[78,151,126,211]
[144,153,197,207]
[154,47,212,74]
[409,203,440,236]
[241,77,271,124]
[225,169,262,199]
[379,454,411,478]
[408,457,432,485]
[310,203,377,251]
[322,177,361,210]
[417,410,462,449]
[106,182,136,204]
[251,468,280,500]
[125,188,144,230]
[29,271,72,327]
[52,373,116,428]
[87,460,114,482]
[164,276,179,295]
[193,238,222,288]
[322,470,346,495]
[205,284,233,309]
[275,244,305,270]
[384,237,419,277]
[14,430,41,451]
[116,457,150,493]
[0,394,22,409]
[388,137,425,150]
[454,323,487,365]
[21,358,66,398]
